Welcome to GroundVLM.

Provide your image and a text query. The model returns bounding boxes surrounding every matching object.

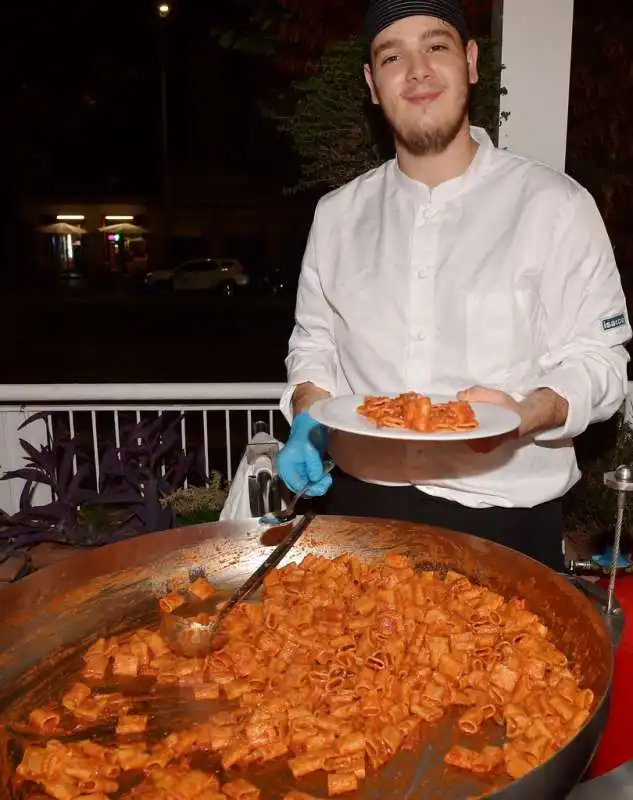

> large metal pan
[0,516,621,799]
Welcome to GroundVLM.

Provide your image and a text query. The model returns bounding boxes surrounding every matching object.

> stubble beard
[389,83,471,157]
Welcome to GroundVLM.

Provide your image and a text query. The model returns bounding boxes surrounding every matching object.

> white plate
[310,394,521,442]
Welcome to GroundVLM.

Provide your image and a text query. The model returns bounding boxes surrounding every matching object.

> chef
[277,0,631,570]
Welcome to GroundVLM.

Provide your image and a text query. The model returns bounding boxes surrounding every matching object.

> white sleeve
[280,205,338,422]
[523,187,631,441]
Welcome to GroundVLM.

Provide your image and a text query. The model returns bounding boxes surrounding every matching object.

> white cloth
[281,127,631,509]
[219,432,285,521]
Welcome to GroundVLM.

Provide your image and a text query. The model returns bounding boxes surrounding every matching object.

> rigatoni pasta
[11,559,592,798]
[357,392,478,432]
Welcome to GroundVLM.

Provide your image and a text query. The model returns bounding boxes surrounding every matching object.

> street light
[157,3,171,210]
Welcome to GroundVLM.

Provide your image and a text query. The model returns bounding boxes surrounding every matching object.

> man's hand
[457,386,569,453]
[277,383,334,497]
[457,387,520,453]
[277,411,333,496]
[292,382,331,416]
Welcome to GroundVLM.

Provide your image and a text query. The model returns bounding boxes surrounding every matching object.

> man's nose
[406,53,433,82]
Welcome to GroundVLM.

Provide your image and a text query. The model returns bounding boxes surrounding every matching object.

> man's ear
[466,39,479,85]
[364,63,379,105]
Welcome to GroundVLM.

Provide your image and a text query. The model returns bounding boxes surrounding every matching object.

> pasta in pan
[11,555,592,799]
[356,392,478,433]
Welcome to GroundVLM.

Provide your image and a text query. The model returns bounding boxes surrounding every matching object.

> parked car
[145,258,249,296]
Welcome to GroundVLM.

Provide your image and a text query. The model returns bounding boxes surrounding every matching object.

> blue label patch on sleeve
[602,314,626,331]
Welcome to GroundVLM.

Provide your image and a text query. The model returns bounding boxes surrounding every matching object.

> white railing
[2,380,632,517]
[0,383,286,515]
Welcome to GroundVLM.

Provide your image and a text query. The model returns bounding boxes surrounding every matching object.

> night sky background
[0,0,297,200]
[0,0,632,274]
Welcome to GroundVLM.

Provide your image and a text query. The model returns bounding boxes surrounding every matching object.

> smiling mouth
[403,91,443,106]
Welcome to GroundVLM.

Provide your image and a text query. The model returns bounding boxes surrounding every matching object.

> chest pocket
[466,290,535,383]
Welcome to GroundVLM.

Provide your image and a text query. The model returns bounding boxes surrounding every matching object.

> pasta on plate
[11,554,593,799]
[356,392,478,433]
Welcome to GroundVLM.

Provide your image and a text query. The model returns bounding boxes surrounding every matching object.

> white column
[495,0,575,171]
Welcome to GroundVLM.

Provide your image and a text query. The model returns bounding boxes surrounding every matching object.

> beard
[389,82,470,157]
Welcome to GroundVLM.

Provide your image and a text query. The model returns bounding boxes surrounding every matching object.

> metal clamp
[603,464,633,615]
[245,426,282,517]
[566,575,625,648]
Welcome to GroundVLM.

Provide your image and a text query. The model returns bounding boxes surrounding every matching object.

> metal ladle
[161,512,315,656]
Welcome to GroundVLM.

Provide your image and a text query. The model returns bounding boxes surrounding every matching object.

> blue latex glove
[277,411,333,497]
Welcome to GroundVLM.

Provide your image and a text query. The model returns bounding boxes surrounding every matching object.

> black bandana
[365,0,470,51]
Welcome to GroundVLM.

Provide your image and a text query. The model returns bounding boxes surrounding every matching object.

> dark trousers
[316,470,565,571]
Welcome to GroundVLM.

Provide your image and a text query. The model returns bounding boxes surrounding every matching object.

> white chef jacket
[280,127,631,509]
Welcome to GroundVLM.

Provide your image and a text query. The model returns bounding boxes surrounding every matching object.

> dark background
[0,0,631,384]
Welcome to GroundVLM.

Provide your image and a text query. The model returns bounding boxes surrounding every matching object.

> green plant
[471,36,509,140]
[565,413,633,555]
[265,35,506,193]
[265,37,381,192]
[161,474,227,527]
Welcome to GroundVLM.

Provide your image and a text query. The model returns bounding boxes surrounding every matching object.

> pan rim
[0,515,616,798]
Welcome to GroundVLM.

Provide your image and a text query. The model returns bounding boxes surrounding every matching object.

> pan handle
[563,574,625,648]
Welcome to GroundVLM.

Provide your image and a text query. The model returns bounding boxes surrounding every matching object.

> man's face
[364,15,479,156]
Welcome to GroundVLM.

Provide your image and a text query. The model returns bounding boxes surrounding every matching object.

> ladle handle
[286,459,336,514]
[209,512,315,636]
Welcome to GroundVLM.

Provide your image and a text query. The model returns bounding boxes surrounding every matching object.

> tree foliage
[215,0,501,192]
[0,3,160,196]
[215,0,492,76]
[265,39,382,192]
[267,35,505,193]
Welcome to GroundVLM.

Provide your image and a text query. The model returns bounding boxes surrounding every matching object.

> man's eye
[429,44,448,52]
[382,54,399,65]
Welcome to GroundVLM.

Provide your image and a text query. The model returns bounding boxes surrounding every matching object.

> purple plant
[0,414,98,556]
[0,411,206,570]
[96,413,205,535]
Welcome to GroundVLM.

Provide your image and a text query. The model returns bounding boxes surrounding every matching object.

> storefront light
[57,214,85,221]
[105,215,134,221]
